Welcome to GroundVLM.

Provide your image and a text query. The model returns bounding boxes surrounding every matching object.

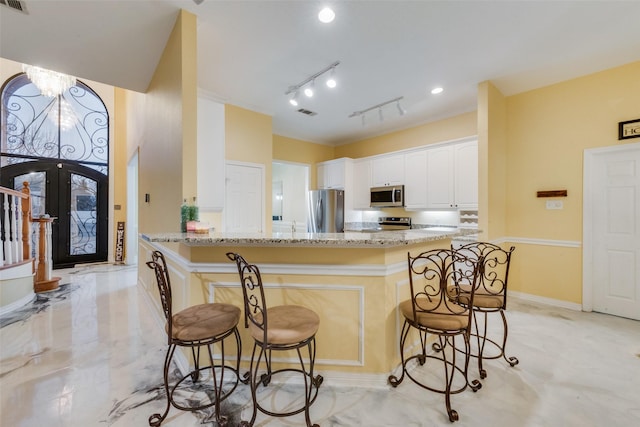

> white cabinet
[353,159,372,209]
[371,154,404,187]
[197,95,225,211]
[316,158,354,215]
[425,140,477,209]
[425,145,455,208]
[404,149,428,208]
[453,141,478,208]
[317,158,349,190]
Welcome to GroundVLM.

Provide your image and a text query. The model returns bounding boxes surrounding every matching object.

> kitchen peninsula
[139,228,477,385]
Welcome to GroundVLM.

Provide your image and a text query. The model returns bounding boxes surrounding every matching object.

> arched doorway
[1,72,109,268]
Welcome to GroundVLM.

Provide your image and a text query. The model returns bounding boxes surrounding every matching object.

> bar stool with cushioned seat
[388,249,483,422]
[226,252,323,427]
[452,242,517,379]
[146,250,242,426]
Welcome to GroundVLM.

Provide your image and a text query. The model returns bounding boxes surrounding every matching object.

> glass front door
[1,160,108,268]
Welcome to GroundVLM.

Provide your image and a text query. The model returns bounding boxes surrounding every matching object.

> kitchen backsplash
[357,208,460,227]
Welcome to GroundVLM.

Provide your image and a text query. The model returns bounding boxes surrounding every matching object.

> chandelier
[22,64,77,97]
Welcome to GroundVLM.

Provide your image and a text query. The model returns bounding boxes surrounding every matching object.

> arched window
[1,73,109,171]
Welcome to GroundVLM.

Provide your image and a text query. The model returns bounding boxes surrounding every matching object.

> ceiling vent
[0,0,27,14]
[297,108,317,116]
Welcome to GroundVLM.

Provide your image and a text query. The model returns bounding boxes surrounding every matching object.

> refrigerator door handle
[317,197,323,228]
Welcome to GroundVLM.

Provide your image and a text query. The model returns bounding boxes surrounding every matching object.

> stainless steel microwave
[370,185,404,207]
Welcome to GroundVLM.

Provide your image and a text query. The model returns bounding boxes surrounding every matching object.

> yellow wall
[478,81,508,241]
[503,60,640,304]
[126,10,197,234]
[506,61,640,240]
[273,134,335,191]
[335,111,477,158]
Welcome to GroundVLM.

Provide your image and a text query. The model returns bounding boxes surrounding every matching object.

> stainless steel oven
[370,185,404,207]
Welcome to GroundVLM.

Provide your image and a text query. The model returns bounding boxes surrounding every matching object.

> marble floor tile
[1,264,639,426]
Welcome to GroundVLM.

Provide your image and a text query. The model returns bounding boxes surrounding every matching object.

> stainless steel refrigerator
[307,189,344,232]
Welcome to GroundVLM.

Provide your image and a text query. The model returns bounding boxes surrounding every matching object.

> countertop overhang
[141,228,478,248]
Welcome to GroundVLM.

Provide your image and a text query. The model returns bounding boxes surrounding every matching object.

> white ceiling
[2,0,640,146]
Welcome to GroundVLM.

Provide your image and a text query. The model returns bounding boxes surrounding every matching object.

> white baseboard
[509,291,582,311]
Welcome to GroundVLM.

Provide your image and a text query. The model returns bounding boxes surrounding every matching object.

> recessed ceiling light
[318,7,335,23]
[431,87,444,95]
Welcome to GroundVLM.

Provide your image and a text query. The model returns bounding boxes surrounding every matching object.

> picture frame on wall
[618,118,640,140]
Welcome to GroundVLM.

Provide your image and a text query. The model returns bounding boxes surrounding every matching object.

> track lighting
[285,61,340,106]
[349,96,406,124]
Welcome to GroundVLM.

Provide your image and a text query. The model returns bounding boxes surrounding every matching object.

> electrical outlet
[546,200,563,210]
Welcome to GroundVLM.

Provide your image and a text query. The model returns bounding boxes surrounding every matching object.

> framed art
[618,118,640,140]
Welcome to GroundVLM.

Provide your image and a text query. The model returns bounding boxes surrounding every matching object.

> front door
[584,142,640,320]
[1,160,108,268]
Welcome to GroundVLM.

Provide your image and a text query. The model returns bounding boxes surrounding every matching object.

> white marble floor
[1,264,639,426]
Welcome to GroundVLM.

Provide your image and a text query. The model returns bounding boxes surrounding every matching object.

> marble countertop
[141,228,479,248]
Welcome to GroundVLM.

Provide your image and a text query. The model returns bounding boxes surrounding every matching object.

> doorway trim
[126,150,139,265]
[582,140,640,312]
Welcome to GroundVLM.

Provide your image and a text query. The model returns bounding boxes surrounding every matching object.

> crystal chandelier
[49,98,78,131]
[22,64,77,97]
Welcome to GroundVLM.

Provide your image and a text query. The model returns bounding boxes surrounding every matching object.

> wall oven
[370,185,404,208]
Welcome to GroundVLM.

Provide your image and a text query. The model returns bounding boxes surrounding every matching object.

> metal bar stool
[146,250,242,426]
[226,252,323,427]
[453,242,518,378]
[388,249,483,422]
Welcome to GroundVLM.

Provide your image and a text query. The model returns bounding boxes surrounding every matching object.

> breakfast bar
[139,228,477,386]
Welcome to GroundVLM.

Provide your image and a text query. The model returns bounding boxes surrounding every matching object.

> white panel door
[225,162,264,233]
[587,143,640,320]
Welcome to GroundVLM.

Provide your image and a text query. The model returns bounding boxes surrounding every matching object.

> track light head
[326,67,337,88]
[304,79,315,97]
[396,100,406,115]
[378,107,384,122]
[289,91,299,106]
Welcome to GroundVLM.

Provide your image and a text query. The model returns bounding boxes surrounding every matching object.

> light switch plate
[546,200,563,210]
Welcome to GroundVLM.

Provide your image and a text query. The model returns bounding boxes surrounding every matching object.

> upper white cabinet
[353,159,372,209]
[404,149,428,208]
[316,158,354,214]
[424,140,478,209]
[371,154,404,187]
[453,141,478,208]
[197,94,225,211]
[317,158,349,190]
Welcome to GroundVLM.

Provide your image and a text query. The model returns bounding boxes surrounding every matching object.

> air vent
[0,0,27,14]
[297,108,317,116]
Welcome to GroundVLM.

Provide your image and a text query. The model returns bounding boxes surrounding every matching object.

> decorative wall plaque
[618,118,640,140]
